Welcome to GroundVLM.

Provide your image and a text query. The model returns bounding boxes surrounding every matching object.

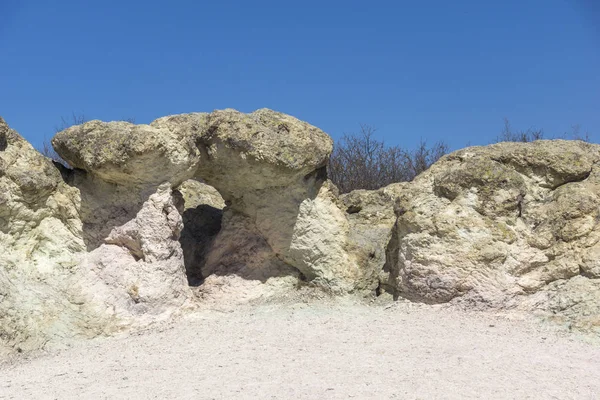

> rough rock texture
[0,118,194,356]
[51,116,197,320]
[82,183,192,320]
[68,109,410,296]
[52,119,201,187]
[52,117,203,250]
[49,108,386,301]
[59,109,381,293]
[287,182,357,289]
[5,109,600,356]
[0,117,92,355]
[385,140,600,330]
[524,276,600,332]
[197,211,301,305]
[167,109,347,290]
[68,171,151,250]
[151,109,373,298]
[339,183,407,293]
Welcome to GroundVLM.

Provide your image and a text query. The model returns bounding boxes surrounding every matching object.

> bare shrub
[405,139,449,179]
[561,124,591,142]
[40,113,88,166]
[55,112,88,133]
[328,125,448,193]
[496,118,591,143]
[496,118,544,143]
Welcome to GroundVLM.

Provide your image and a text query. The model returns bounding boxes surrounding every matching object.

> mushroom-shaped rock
[194,108,332,198]
[189,109,347,290]
[149,109,347,290]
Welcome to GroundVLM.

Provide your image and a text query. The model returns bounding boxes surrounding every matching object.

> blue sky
[1,0,598,151]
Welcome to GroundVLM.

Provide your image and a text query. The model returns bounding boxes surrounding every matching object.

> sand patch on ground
[1,301,599,399]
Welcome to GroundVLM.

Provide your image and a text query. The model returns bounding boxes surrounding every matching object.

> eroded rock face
[81,183,192,319]
[54,109,376,293]
[5,109,600,356]
[1,118,195,356]
[192,110,380,292]
[385,140,600,324]
[193,108,332,197]
[339,183,407,294]
[95,109,372,292]
[198,210,301,305]
[0,118,90,355]
[284,181,404,293]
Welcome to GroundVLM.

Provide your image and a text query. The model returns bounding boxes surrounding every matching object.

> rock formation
[2,110,600,356]
[384,140,600,328]
[1,117,93,355]
[1,108,369,355]
[0,117,196,355]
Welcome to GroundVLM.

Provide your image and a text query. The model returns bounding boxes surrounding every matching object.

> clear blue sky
[1,0,599,151]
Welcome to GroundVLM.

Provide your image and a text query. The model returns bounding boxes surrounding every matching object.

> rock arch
[52,108,370,300]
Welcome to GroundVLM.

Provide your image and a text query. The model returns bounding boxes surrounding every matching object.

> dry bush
[406,139,449,179]
[328,124,448,193]
[40,113,88,166]
[496,118,544,142]
[496,118,591,143]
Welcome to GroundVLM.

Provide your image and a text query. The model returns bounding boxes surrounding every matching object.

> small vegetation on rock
[41,113,136,167]
[495,118,590,143]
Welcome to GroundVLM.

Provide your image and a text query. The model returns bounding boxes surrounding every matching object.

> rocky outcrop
[156,109,352,291]
[51,117,198,323]
[1,117,198,356]
[4,110,600,356]
[52,119,201,187]
[0,117,90,355]
[384,140,600,329]
[53,109,379,294]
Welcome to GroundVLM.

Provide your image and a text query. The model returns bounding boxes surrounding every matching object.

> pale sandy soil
[1,301,599,399]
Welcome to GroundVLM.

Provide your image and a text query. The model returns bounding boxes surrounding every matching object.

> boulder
[384,140,600,316]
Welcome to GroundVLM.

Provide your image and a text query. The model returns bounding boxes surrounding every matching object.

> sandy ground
[1,301,599,400]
